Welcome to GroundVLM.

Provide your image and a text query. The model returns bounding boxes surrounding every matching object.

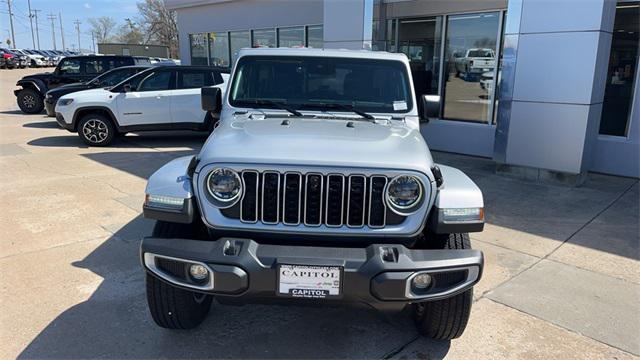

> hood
[47,82,93,98]
[20,72,53,82]
[59,87,112,101]
[197,116,434,175]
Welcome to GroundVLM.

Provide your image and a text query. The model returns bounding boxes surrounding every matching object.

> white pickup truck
[454,48,495,80]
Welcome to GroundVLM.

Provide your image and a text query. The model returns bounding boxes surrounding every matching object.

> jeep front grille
[235,171,394,228]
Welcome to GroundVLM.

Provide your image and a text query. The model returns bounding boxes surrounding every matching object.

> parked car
[30,50,56,66]
[11,49,46,67]
[14,55,151,114]
[139,48,485,340]
[0,53,5,69]
[453,48,496,80]
[0,48,17,69]
[44,65,151,117]
[54,65,229,145]
[0,48,27,68]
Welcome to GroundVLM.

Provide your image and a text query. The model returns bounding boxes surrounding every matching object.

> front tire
[146,221,213,329]
[17,88,44,114]
[412,233,474,340]
[77,114,116,146]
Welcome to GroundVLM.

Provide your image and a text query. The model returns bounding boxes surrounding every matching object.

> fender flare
[143,156,196,224]
[16,78,47,97]
[71,106,121,132]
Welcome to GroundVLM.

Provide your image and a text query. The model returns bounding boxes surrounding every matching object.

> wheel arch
[16,79,46,97]
[72,107,121,132]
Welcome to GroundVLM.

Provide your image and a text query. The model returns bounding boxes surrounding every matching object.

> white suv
[55,66,229,146]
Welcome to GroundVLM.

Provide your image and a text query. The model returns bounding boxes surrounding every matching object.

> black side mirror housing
[421,95,441,122]
[201,86,222,112]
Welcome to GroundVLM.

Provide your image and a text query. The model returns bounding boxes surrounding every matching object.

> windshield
[92,68,140,86]
[229,56,413,114]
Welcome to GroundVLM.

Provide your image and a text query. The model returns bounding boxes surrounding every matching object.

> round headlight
[386,175,423,214]
[206,168,242,205]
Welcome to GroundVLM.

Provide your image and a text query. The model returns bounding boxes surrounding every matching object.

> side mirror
[123,84,134,93]
[421,95,441,122]
[201,86,222,112]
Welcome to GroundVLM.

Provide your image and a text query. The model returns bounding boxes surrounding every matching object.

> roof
[237,47,409,62]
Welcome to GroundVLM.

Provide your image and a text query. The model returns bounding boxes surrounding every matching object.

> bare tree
[88,16,117,43]
[116,18,144,44]
[137,0,179,58]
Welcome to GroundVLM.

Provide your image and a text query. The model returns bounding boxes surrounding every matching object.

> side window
[84,59,104,75]
[58,59,81,75]
[137,71,173,92]
[177,70,214,89]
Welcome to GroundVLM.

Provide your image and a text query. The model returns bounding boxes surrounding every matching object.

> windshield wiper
[301,103,375,120]
[237,99,303,117]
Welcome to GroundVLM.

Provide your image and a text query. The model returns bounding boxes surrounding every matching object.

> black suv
[14,55,151,114]
[44,65,150,117]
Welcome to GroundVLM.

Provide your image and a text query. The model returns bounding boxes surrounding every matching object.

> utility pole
[47,13,57,50]
[91,32,96,53]
[27,0,35,48]
[59,12,65,50]
[33,9,41,49]
[6,0,16,47]
[74,20,81,52]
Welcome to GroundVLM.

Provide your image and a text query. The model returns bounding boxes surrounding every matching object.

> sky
[0,0,139,51]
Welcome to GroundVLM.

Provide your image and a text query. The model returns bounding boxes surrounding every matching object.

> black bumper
[45,99,56,117]
[141,237,483,310]
[55,113,74,131]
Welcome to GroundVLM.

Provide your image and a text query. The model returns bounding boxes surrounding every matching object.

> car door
[51,57,83,88]
[115,69,174,127]
[171,69,223,126]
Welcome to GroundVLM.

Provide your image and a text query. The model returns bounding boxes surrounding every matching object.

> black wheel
[146,221,213,329]
[77,114,116,146]
[17,88,44,114]
[412,233,473,340]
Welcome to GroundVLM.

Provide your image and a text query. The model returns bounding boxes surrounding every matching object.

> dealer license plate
[278,264,342,299]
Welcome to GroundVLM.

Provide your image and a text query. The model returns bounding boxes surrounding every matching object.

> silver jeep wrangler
[141,48,484,340]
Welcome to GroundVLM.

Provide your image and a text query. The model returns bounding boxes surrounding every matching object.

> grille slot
[347,175,366,227]
[261,171,280,224]
[325,175,345,227]
[304,173,323,226]
[238,171,394,228]
[283,173,302,225]
[240,171,258,223]
[368,176,387,228]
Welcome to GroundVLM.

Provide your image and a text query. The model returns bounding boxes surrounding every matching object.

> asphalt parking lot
[1,67,639,359]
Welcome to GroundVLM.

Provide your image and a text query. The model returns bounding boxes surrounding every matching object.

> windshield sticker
[393,101,408,111]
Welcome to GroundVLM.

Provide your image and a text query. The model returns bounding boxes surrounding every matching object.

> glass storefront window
[442,12,500,123]
[398,17,443,105]
[252,28,276,48]
[190,33,208,66]
[209,32,230,67]
[306,25,323,48]
[278,26,305,48]
[599,2,639,137]
[230,30,251,65]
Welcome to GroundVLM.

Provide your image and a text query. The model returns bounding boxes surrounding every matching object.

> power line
[33,9,40,49]
[47,13,56,50]
[6,0,16,47]
[59,12,65,50]
[74,19,81,52]
[27,0,34,48]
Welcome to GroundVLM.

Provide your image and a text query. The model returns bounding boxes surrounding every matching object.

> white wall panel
[520,0,608,33]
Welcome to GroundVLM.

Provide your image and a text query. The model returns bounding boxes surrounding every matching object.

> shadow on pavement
[27,132,208,150]
[22,121,62,129]
[18,214,451,359]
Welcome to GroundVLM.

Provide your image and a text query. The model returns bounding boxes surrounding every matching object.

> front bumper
[55,112,73,131]
[45,98,56,117]
[141,237,483,310]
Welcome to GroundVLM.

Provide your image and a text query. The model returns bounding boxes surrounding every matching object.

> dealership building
[165,0,639,181]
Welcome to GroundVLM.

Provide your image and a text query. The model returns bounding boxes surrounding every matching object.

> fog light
[189,264,209,280]
[412,273,432,289]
